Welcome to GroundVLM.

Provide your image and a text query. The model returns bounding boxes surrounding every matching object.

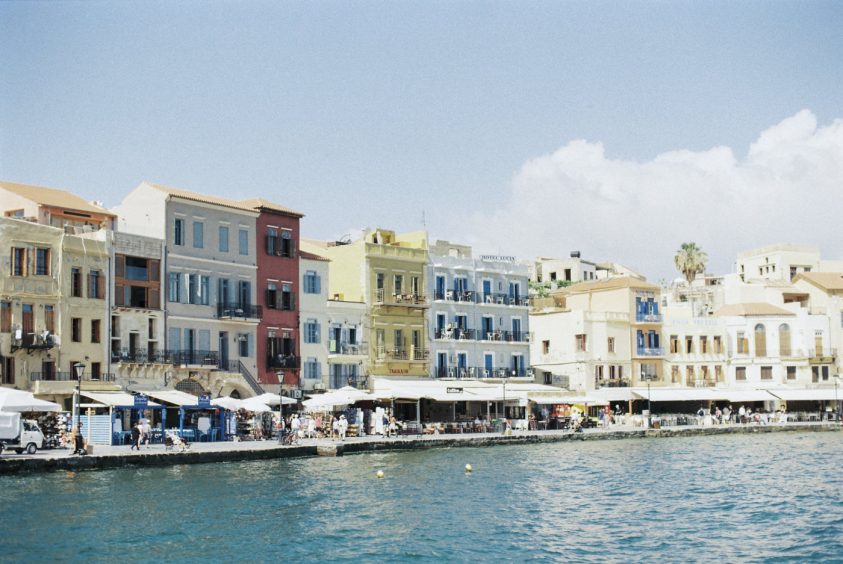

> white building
[299,252,330,393]
[326,299,367,389]
[428,241,531,380]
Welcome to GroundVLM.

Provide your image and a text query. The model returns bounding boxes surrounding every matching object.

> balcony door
[238,281,251,307]
[511,318,521,339]
[219,331,229,367]
[219,279,231,305]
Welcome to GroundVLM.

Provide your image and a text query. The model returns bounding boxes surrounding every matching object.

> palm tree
[674,242,708,284]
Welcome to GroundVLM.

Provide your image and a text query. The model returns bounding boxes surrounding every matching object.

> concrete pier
[1,422,839,475]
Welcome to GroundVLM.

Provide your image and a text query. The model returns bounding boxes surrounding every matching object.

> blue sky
[2,1,842,278]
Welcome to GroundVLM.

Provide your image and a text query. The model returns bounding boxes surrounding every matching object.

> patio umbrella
[251,393,297,406]
[241,398,273,413]
[212,396,245,411]
[0,388,61,412]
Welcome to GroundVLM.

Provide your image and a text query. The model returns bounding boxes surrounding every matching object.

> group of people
[276,413,351,443]
[129,419,152,450]
[696,404,788,425]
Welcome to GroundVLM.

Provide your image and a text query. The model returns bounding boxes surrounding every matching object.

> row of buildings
[1,178,840,411]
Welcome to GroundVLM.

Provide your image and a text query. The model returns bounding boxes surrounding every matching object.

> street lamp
[73,362,85,454]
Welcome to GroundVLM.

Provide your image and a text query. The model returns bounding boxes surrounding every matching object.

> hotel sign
[480,255,516,263]
[389,368,409,374]
[446,387,463,393]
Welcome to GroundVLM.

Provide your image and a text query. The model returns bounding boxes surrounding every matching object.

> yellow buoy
[465,464,472,473]
[376,470,384,479]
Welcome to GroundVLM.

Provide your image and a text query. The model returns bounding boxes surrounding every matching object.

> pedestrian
[389,414,397,437]
[130,422,141,451]
[332,416,340,439]
[291,414,302,439]
[738,405,746,424]
[339,415,348,440]
[142,418,152,448]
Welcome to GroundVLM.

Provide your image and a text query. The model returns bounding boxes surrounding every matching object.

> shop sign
[389,369,409,374]
[134,394,148,408]
[197,394,211,407]
[446,387,463,393]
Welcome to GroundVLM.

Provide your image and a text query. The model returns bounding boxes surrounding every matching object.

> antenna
[421,210,426,229]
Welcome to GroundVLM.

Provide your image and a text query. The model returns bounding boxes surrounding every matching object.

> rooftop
[561,276,659,294]
[0,179,116,216]
[146,182,302,217]
[714,303,795,317]
[793,272,843,293]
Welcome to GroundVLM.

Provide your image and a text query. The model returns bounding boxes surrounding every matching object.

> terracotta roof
[239,198,303,218]
[562,276,659,294]
[145,182,257,213]
[0,179,115,216]
[714,303,795,317]
[793,272,843,293]
[299,250,330,262]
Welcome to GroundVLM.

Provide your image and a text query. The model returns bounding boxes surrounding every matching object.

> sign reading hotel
[389,368,409,374]
[480,255,516,262]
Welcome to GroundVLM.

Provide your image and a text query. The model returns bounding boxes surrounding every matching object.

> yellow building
[0,217,116,408]
[303,229,430,379]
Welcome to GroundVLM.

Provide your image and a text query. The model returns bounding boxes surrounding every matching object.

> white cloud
[458,110,843,281]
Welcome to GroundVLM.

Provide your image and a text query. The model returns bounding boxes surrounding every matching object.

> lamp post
[73,362,85,454]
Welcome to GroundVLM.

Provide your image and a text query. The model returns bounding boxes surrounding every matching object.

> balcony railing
[329,343,363,355]
[374,289,428,307]
[478,293,529,307]
[502,331,530,343]
[595,378,631,388]
[434,290,480,303]
[169,350,220,367]
[690,379,716,388]
[636,347,664,357]
[217,302,262,320]
[11,332,58,353]
[434,366,529,379]
[809,347,837,359]
[30,372,115,382]
[376,347,430,362]
[635,313,663,323]
[434,327,476,341]
[268,355,300,369]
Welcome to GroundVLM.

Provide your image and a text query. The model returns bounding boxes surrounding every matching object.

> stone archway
[175,379,207,397]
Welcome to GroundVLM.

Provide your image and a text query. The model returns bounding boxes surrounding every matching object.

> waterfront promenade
[1,421,839,475]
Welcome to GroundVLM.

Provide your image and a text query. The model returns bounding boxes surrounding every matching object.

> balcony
[636,347,664,357]
[434,366,529,379]
[268,354,300,369]
[376,347,429,362]
[328,342,364,355]
[477,293,529,307]
[373,289,428,308]
[595,378,631,388]
[11,332,58,353]
[217,302,262,320]
[30,372,115,382]
[502,331,531,343]
[169,350,220,367]
[635,313,663,323]
[690,379,716,388]
[434,328,476,341]
[809,348,837,362]
[434,290,480,303]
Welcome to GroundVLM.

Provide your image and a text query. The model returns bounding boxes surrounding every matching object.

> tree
[674,242,708,284]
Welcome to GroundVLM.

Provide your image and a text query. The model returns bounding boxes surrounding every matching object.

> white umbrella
[212,397,245,411]
[241,398,272,413]
[251,393,297,406]
[0,388,61,412]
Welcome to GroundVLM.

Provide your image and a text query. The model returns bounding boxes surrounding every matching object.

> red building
[243,198,303,389]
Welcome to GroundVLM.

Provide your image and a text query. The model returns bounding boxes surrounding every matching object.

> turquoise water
[1,432,842,562]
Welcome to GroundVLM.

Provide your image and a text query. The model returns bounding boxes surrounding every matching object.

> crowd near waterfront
[1,432,841,562]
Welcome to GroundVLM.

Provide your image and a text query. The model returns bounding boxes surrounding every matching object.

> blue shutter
[168,328,181,351]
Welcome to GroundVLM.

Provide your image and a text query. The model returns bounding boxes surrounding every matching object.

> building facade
[298,253,330,393]
[428,240,531,380]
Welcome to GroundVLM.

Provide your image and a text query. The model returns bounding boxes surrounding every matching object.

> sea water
[1,432,841,562]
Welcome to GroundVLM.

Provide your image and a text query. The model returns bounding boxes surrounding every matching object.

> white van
[0,412,45,455]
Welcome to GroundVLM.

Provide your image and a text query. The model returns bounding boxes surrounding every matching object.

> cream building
[298,252,330,393]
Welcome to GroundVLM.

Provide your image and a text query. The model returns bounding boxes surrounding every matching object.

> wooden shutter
[115,255,125,278]
[148,259,160,282]
[97,272,105,299]
[149,288,160,310]
[115,284,125,306]
[7,357,14,385]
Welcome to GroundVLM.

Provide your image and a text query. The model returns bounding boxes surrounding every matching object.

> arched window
[175,379,206,396]
[778,324,791,357]
[754,323,767,357]
[230,389,241,399]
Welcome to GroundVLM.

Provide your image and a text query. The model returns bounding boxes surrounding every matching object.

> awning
[592,388,644,402]
[81,391,162,408]
[0,388,61,412]
[632,388,720,402]
[240,398,273,413]
[142,390,208,407]
[715,389,777,403]
[211,397,244,411]
[251,393,297,406]
[531,395,609,406]
[766,388,841,402]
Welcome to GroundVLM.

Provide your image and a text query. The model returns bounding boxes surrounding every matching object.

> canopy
[766,388,841,402]
[371,378,540,404]
[240,398,273,413]
[530,395,609,406]
[303,387,376,410]
[592,388,644,402]
[141,390,209,407]
[716,389,777,403]
[632,387,720,402]
[251,393,297,406]
[80,391,162,408]
[0,388,61,412]
[211,397,244,411]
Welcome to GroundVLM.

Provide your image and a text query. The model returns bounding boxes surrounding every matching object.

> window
[71,268,82,297]
[607,337,615,353]
[280,230,293,257]
[713,336,722,353]
[760,366,772,380]
[266,282,277,309]
[715,365,723,382]
[736,366,746,381]
[575,334,587,352]
[238,334,250,357]
[219,225,229,252]
[304,359,320,379]
[700,336,708,354]
[91,362,101,381]
[71,318,82,342]
[174,218,185,245]
[686,365,695,382]
[304,320,320,344]
[736,332,748,354]
[685,336,693,354]
[0,302,10,332]
[754,324,767,357]
[193,221,204,248]
[44,305,54,333]
[187,274,210,305]
[168,273,180,302]
[35,248,50,276]
[542,340,550,355]
[394,275,403,296]
[22,304,33,333]
[671,365,680,383]
[779,324,791,356]
[12,247,26,276]
[89,270,104,299]
[786,366,796,380]
[91,319,101,343]
[266,227,278,255]
[670,335,679,354]
[281,284,293,310]
[594,365,604,380]
[304,271,321,294]
[239,229,249,255]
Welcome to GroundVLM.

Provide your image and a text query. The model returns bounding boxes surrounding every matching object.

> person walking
[130,422,141,451]
[141,418,152,448]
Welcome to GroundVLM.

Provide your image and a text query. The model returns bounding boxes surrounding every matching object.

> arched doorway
[175,379,207,397]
